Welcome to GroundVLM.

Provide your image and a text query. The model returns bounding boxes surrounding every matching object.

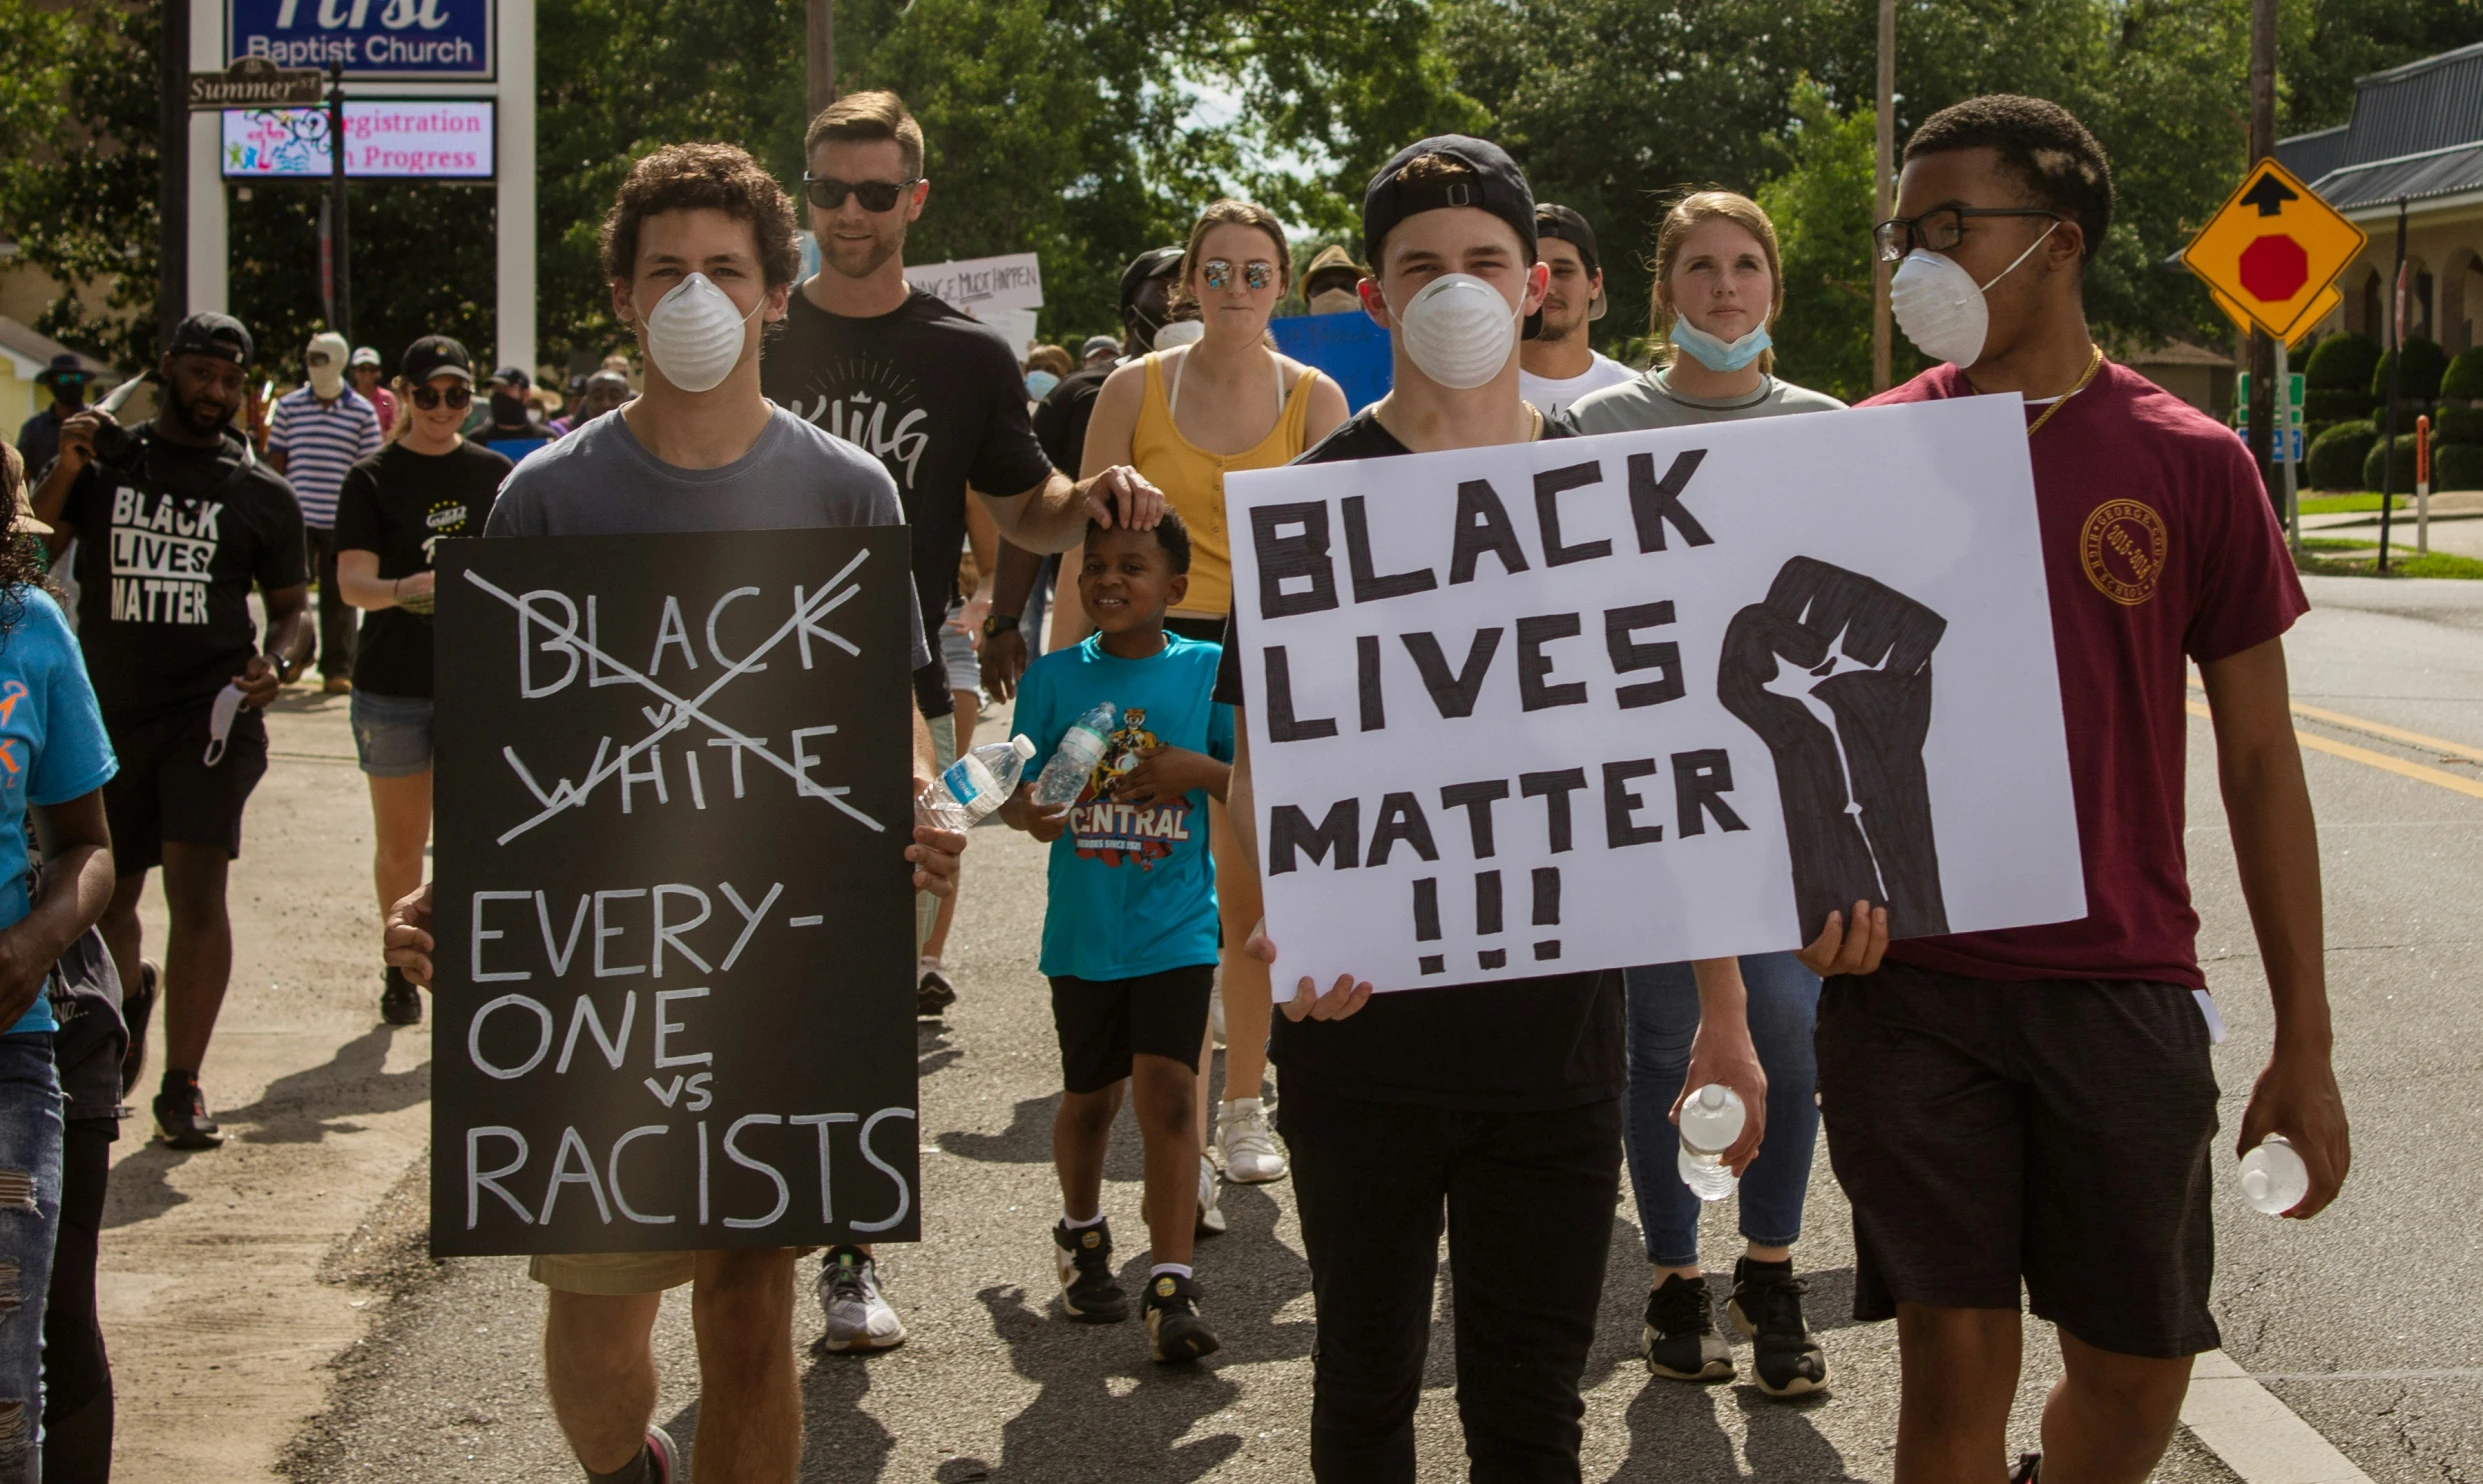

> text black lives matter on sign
[429,530,917,1257]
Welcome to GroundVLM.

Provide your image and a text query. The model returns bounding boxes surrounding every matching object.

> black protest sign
[1222,398,2088,992]
[429,529,918,1256]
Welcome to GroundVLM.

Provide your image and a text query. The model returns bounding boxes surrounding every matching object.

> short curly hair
[1903,95,2114,264]
[600,142,801,288]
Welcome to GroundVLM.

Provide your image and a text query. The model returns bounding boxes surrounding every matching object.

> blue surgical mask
[1025,370,1060,399]
[1668,316,1772,372]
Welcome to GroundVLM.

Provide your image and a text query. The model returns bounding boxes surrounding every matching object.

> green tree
[1754,81,1929,402]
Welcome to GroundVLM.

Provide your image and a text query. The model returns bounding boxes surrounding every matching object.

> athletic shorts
[1049,964,1215,1094]
[527,1246,816,1295]
[102,703,269,873]
[939,604,980,697]
[1814,960,2222,1358]
[349,691,433,778]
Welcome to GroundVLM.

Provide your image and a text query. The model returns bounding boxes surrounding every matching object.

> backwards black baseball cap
[1119,246,1184,309]
[167,311,253,367]
[1535,204,1608,321]
[1361,135,1538,270]
[401,335,475,384]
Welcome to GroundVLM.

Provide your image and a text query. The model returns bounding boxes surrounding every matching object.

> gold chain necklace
[2024,346,2105,438]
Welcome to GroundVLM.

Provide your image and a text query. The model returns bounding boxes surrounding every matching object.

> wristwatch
[981,613,1020,638]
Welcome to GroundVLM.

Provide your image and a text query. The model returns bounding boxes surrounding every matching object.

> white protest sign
[905,252,1043,355]
[1223,395,2085,994]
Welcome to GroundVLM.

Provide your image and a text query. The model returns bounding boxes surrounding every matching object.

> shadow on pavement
[972,1282,1243,1480]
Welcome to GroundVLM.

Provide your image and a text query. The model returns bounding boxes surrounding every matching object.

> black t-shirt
[1215,406,1624,1111]
[63,431,309,724]
[332,438,511,699]
[762,285,1055,715]
[1032,363,1111,475]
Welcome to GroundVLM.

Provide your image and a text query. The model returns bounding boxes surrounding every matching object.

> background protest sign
[429,529,918,1256]
[903,252,1044,354]
[1223,395,2085,993]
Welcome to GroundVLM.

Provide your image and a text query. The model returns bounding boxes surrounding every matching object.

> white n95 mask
[1391,273,1522,390]
[203,682,247,767]
[1152,319,1205,350]
[642,272,762,393]
[1888,223,2057,368]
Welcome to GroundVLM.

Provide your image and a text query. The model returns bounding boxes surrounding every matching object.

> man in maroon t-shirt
[1795,96,2351,1483]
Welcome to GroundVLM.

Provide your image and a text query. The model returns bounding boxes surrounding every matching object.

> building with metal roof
[2277,39,2483,352]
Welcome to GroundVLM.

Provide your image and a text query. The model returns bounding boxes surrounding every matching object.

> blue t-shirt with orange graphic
[1015,633,1233,981]
[0,588,119,1034]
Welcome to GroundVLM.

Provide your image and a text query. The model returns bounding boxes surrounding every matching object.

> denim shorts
[939,605,980,696]
[350,691,434,778]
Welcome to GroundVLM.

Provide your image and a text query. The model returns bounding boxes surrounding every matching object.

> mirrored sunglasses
[1202,259,1277,292]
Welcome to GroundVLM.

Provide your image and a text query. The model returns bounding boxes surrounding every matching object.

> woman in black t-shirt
[333,336,509,1026]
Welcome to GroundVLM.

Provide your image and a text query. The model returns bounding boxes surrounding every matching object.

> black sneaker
[119,959,159,1099]
[1642,1272,1732,1381]
[2009,1453,2041,1483]
[1054,1219,1128,1323]
[1726,1257,1829,1396]
[380,965,423,1026]
[153,1078,224,1150]
[1142,1271,1220,1364]
[916,964,957,1018]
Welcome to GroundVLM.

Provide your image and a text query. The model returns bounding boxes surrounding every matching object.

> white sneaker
[1218,1097,1288,1183]
[818,1246,907,1352]
[1196,1152,1227,1236]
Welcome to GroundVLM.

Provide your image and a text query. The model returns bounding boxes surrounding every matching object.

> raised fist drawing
[1718,556,1950,941]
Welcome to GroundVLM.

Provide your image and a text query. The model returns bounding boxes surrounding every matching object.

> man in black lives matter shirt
[32,311,314,1151]
[1213,139,1765,1482]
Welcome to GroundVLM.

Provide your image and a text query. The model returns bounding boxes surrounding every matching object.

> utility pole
[157,0,191,356]
[2377,197,2408,572]
[806,0,836,122]
[2245,0,2278,512]
[1872,0,1895,392]
[326,62,352,343]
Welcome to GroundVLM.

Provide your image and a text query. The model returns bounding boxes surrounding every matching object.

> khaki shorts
[526,1246,815,1296]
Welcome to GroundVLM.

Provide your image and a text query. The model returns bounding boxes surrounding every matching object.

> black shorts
[1815,960,2222,1358]
[102,703,270,874]
[1049,965,1215,1094]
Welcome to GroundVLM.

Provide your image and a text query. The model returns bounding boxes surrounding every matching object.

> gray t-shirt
[1565,367,1846,434]
[485,403,931,669]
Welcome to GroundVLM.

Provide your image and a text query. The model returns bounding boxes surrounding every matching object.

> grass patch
[2301,536,2377,551]
[2297,493,2407,514]
[2295,547,2483,579]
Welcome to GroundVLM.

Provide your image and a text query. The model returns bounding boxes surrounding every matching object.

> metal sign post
[326,63,351,342]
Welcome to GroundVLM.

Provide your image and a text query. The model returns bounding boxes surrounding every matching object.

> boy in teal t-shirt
[1001,511,1231,1365]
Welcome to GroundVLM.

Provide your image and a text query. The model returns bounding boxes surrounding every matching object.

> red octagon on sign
[2239,233,2309,302]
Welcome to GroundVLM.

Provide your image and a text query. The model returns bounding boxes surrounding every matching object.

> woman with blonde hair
[1570,188,1844,1400]
[1063,199,1348,1228]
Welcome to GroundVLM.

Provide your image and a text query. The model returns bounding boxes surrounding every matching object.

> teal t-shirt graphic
[1015,633,1233,981]
[0,588,120,1034]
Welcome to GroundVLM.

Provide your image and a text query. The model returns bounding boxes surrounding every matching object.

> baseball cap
[492,365,530,390]
[168,311,254,367]
[1118,247,1184,310]
[349,345,381,368]
[1361,136,1537,271]
[1081,334,1121,361]
[401,335,475,384]
[1535,204,1608,322]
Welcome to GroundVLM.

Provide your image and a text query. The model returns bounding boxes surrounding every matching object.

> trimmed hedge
[2435,404,2483,444]
[2365,432,2428,491]
[2373,337,2449,401]
[2443,346,2483,401]
[2309,419,2378,490]
[2437,441,2483,492]
[2304,330,2381,390]
[2305,386,2376,424]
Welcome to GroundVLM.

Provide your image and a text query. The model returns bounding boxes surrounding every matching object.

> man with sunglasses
[1820,95,2349,1483]
[268,330,383,693]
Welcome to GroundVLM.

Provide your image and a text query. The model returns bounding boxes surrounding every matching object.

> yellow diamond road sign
[2181,158,2366,340]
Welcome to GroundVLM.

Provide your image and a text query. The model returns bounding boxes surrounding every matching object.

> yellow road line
[2185,701,2483,802]
[2284,700,2480,761]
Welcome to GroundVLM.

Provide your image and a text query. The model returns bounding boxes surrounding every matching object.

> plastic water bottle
[1676,1084,1747,1203]
[917,735,1035,830]
[1030,702,1115,806]
[2238,1135,2310,1216]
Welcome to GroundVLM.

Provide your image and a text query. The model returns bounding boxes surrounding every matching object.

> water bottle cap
[2242,1169,2270,1200]
[1010,735,1036,759]
[1698,1085,1728,1111]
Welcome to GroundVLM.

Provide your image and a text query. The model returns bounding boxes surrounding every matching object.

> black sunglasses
[410,384,474,410]
[1872,207,2062,263]
[802,174,919,212]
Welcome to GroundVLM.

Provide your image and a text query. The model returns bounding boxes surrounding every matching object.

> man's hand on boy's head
[1079,465,1165,531]
[1110,744,1222,807]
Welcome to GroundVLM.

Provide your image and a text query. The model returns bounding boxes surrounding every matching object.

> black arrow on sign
[2240,173,2299,217]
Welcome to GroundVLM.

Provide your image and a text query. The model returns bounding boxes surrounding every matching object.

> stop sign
[2239,233,2309,302]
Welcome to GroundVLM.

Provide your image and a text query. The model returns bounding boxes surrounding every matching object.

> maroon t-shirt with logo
[1860,360,2307,989]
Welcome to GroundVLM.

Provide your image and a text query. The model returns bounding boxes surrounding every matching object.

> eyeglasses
[410,384,474,410]
[802,175,918,212]
[1872,207,2062,263]
[1202,259,1276,292]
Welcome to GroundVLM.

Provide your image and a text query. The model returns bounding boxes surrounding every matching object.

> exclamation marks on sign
[1532,866,1561,961]
[1414,877,1444,975]
[1476,870,1505,969]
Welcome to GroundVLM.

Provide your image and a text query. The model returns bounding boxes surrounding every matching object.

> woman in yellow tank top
[1065,200,1348,1202]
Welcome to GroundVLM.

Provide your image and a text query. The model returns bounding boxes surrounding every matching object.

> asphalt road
[157,573,2480,1483]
